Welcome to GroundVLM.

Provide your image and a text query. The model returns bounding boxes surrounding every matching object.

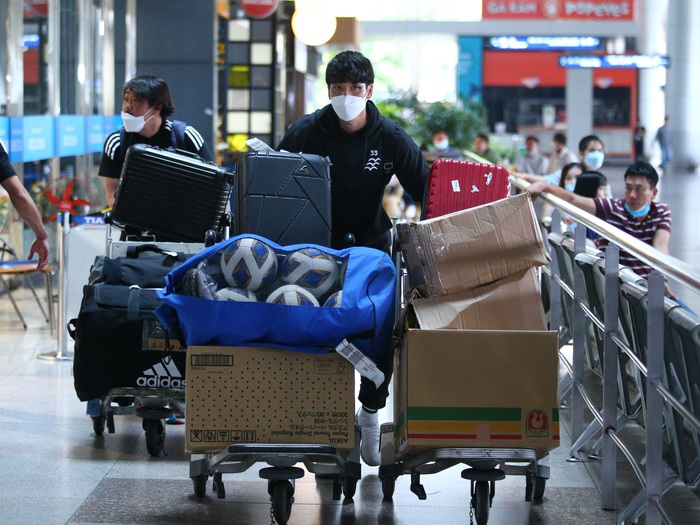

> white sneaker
[356,407,381,466]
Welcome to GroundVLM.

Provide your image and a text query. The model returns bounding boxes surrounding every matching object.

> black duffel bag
[69,285,186,402]
[88,244,192,288]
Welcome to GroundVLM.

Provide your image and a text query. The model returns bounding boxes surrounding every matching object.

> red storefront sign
[240,0,279,19]
[482,0,634,20]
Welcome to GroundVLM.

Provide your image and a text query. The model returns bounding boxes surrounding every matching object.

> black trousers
[356,228,394,410]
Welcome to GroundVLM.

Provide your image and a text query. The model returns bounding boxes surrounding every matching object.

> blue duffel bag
[155,234,396,360]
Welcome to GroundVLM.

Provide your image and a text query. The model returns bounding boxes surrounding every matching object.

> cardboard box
[185,346,355,453]
[397,193,550,297]
[410,268,547,331]
[394,329,560,459]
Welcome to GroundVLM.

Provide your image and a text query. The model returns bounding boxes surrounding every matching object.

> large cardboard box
[410,268,547,331]
[185,346,355,453]
[397,192,549,297]
[394,329,559,459]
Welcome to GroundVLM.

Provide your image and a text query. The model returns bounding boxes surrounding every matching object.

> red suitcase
[423,159,511,219]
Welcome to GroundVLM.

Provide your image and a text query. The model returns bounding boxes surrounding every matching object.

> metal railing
[510,175,700,525]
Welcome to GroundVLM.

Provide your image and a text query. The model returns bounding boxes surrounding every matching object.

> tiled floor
[0,162,699,524]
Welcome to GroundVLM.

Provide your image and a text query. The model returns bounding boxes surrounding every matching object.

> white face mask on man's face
[331,95,367,122]
[121,107,155,133]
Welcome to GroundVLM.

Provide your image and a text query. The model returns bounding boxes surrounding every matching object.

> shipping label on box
[397,192,550,297]
[394,329,559,459]
[185,346,355,453]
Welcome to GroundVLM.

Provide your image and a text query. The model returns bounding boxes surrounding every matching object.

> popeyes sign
[240,0,279,19]
[483,0,634,20]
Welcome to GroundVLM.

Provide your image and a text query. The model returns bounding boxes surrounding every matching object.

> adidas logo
[137,356,186,389]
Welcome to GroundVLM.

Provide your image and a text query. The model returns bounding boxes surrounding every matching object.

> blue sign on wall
[458,36,483,101]
[57,115,87,157]
[103,115,122,138]
[22,115,55,162]
[87,115,106,153]
[559,55,670,69]
[0,117,9,151]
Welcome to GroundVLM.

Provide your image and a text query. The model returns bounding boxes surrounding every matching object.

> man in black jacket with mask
[278,50,428,466]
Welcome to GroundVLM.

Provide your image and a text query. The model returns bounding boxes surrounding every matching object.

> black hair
[552,132,567,145]
[475,132,489,144]
[325,51,374,86]
[122,75,175,118]
[578,134,604,154]
[624,160,659,188]
[558,162,584,189]
[573,171,607,198]
[525,135,539,143]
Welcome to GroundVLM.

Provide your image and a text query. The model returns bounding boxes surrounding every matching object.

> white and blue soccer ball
[279,248,339,299]
[215,286,258,302]
[323,290,342,308]
[266,284,320,306]
[220,237,277,292]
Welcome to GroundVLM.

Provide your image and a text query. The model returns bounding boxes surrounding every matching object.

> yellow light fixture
[291,3,337,47]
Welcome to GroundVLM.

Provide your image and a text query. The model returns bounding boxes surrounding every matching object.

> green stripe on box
[408,407,521,421]
[553,408,559,422]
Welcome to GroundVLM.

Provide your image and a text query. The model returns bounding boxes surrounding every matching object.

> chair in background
[0,236,55,333]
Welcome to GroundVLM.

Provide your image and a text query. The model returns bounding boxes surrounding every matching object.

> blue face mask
[565,183,576,192]
[625,202,650,218]
[584,150,605,170]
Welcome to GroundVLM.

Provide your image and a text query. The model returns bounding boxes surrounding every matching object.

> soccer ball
[220,237,278,292]
[323,290,343,308]
[279,248,339,299]
[216,286,257,302]
[266,284,320,307]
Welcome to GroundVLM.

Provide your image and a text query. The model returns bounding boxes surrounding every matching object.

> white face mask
[331,95,367,122]
[434,139,449,150]
[584,150,605,170]
[121,107,155,133]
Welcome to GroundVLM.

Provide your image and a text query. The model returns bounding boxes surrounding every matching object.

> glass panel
[251,43,273,65]
[228,19,250,41]
[250,66,272,88]
[227,89,250,110]
[229,42,250,64]
[229,65,249,88]
[250,89,271,111]
[227,111,249,133]
[250,111,272,134]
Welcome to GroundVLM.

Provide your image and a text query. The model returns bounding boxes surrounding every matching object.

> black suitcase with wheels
[113,144,234,242]
[235,150,332,246]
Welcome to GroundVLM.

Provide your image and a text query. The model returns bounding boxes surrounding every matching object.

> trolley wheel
[144,419,165,456]
[193,474,208,498]
[472,480,490,525]
[342,476,357,499]
[381,475,396,500]
[533,476,546,500]
[271,480,294,525]
[92,415,105,436]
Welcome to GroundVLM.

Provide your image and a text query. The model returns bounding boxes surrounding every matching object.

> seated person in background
[526,161,674,295]
[541,161,583,226]
[521,134,605,186]
[473,133,501,165]
[548,132,579,174]
[563,171,608,243]
[517,135,549,175]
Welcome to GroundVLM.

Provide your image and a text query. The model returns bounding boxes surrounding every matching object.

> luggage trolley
[378,160,552,524]
[77,144,234,456]
[84,213,228,456]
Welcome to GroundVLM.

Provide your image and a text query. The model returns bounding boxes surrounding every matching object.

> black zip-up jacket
[278,101,428,249]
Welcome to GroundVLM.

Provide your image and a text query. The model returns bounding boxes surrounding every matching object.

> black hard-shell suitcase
[113,144,234,242]
[235,150,332,246]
